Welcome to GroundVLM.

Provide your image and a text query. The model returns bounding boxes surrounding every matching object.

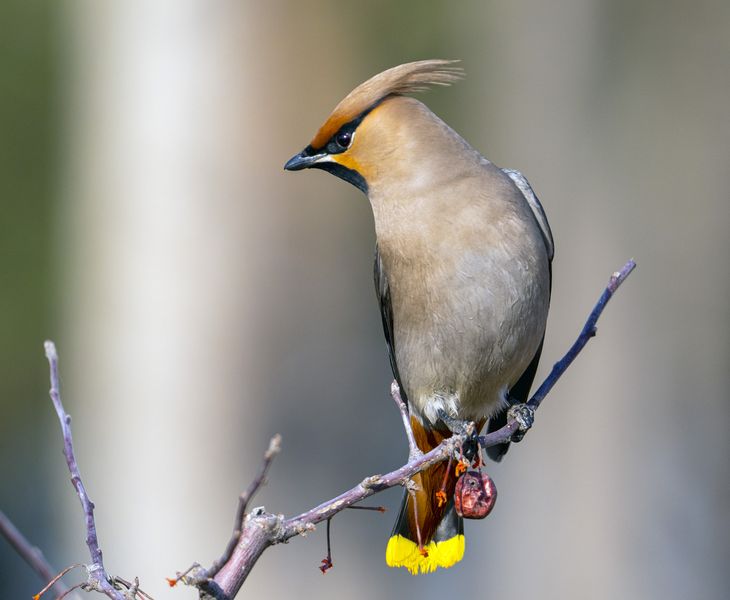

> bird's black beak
[284,148,325,171]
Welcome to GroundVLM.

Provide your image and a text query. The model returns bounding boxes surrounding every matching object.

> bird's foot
[436,409,473,435]
[436,410,480,463]
[507,403,534,443]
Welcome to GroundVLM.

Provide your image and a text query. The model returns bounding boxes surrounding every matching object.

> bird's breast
[376,199,550,423]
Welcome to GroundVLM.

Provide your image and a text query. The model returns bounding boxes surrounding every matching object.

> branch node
[316,499,345,515]
[403,479,420,493]
[265,434,282,460]
[360,474,383,489]
[294,522,316,537]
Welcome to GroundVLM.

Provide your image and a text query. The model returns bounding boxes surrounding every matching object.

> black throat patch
[311,161,368,194]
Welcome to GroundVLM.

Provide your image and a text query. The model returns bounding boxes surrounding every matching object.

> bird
[284,60,553,575]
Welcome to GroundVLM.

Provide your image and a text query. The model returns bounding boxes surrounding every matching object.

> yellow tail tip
[385,534,465,574]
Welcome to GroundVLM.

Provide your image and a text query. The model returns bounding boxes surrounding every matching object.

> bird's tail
[385,419,465,574]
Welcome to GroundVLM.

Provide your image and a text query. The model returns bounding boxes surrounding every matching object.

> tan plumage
[285,60,553,574]
[310,59,463,150]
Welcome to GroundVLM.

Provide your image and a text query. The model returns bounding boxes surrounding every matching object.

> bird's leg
[506,403,535,443]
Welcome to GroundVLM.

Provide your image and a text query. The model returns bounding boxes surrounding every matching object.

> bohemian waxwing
[285,60,553,574]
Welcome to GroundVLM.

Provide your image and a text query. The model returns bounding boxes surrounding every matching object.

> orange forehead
[310,109,357,150]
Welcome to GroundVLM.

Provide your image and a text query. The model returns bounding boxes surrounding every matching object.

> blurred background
[1,1,729,598]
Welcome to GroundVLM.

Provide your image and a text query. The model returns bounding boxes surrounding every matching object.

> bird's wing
[485,337,545,461]
[374,244,407,403]
[501,168,554,261]
[487,168,554,462]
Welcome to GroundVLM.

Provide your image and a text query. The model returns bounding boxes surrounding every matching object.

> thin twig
[58,584,85,600]
[477,259,637,446]
[407,488,424,551]
[165,564,199,589]
[318,518,333,574]
[346,505,386,512]
[0,509,77,599]
[390,381,422,459]
[527,259,636,410]
[44,341,125,600]
[112,576,154,600]
[317,505,385,573]
[240,434,282,514]
[32,564,85,600]
[207,434,282,577]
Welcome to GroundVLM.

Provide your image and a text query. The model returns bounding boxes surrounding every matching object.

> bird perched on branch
[285,60,553,574]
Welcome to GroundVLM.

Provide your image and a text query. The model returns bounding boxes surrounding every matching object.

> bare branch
[191,259,636,600]
[208,434,282,577]
[390,381,422,459]
[43,341,126,600]
[32,565,85,600]
[6,260,634,600]
[527,259,636,410]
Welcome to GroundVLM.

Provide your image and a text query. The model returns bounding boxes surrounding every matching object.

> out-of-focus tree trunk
[60,1,272,595]
[59,2,386,598]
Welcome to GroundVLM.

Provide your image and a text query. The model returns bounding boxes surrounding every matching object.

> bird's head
[284,60,463,195]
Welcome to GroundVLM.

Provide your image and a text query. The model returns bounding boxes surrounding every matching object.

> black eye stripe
[312,97,388,155]
[318,105,375,154]
[326,123,356,154]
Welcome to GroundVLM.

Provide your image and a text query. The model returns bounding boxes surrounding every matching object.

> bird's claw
[507,403,534,442]
[436,410,481,461]
[436,409,472,436]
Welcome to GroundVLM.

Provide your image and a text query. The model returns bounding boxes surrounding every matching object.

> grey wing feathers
[374,245,407,401]
[502,168,554,261]
[488,169,553,462]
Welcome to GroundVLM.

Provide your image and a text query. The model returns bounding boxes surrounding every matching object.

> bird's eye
[336,131,352,149]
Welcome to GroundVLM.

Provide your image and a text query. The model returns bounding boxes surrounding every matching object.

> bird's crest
[310,59,463,150]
